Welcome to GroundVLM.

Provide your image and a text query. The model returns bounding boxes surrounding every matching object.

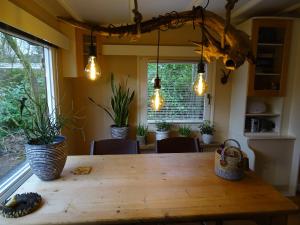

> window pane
[147,62,205,123]
[0,31,48,181]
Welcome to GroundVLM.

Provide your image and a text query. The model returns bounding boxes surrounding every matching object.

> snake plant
[89,73,135,127]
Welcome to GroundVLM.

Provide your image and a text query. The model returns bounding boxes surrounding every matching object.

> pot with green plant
[155,122,171,140]
[89,73,135,139]
[136,124,148,146]
[19,95,67,181]
[199,120,215,144]
[178,125,192,137]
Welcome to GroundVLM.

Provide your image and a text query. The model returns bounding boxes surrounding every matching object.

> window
[147,62,208,123]
[0,29,55,201]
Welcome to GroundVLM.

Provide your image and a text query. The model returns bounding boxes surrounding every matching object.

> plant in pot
[19,96,67,181]
[136,124,148,146]
[89,73,135,139]
[178,126,192,137]
[155,122,171,140]
[199,120,215,144]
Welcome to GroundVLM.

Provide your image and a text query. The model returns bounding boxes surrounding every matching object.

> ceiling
[33,0,300,25]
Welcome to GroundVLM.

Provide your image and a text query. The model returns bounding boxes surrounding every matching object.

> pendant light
[85,29,101,81]
[150,29,164,111]
[193,8,208,96]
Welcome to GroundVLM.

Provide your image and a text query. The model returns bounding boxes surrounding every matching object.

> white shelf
[257,43,283,46]
[244,132,280,137]
[245,113,280,117]
[255,73,280,76]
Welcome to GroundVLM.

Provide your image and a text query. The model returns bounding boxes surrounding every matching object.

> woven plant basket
[215,139,244,180]
[111,125,129,139]
[25,136,67,181]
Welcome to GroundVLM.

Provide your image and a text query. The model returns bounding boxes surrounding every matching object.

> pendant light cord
[156,29,160,79]
[90,29,93,49]
[200,7,205,63]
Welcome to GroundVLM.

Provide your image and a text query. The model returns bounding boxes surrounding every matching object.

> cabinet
[248,19,292,97]
[60,23,101,77]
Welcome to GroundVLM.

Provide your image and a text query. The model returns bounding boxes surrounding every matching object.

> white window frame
[0,35,57,203]
[138,56,215,131]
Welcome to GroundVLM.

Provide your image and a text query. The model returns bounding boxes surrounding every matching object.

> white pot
[136,135,146,146]
[156,130,170,141]
[202,134,213,144]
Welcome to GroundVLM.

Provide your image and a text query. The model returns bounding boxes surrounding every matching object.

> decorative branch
[58,4,254,70]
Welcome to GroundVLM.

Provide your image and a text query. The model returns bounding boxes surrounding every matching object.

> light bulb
[85,56,101,81]
[150,89,164,111]
[193,72,208,96]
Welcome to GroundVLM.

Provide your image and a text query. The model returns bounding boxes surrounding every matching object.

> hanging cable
[156,29,160,80]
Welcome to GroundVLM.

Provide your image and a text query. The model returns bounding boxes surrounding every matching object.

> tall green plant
[89,73,135,127]
[19,93,65,145]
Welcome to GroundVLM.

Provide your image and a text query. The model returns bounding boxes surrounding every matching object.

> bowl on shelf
[247,101,267,114]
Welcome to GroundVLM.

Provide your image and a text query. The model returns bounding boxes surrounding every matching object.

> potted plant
[89,73,135,139]
[178,126,192,137]
[199,120,215,144]
[155,122,171,140]
[136,124,148,146]
[19,96,67,181]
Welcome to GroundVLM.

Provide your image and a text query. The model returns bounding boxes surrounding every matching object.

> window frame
[138,57,215,131]
[0,30,58,203]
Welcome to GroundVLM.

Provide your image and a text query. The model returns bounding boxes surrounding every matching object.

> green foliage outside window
[147,63,204,122]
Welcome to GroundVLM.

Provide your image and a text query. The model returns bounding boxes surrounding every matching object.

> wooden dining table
[1,152,298,225]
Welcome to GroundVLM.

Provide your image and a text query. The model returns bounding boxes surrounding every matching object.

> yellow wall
[2,0,233,155]
[69,26,233,155]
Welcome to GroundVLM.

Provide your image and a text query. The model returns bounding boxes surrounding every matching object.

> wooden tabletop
[2,153,298,225]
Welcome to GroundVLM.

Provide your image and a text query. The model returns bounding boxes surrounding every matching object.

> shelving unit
[248,19,291,97]
[245,113,280,117]
[244,96,284,135]
[243,19,292,136]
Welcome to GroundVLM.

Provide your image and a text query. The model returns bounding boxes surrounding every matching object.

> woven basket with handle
[215,139,244,180]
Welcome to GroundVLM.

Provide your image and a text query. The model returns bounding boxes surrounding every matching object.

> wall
[70,25,233,155]
[281,20,300,193]
[4,0,234,155]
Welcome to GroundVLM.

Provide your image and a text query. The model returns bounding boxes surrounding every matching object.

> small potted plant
[136,124,148,146]
[199,120,215,144]
[19,95,67,181]
[155,122,171,140]
[178,126,192,137]
[89,73,135,139]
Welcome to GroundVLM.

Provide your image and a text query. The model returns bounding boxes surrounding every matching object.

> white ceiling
[34,0,300,25]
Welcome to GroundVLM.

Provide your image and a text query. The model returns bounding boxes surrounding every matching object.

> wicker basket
[25,136,67,181]
[215,139,244,180]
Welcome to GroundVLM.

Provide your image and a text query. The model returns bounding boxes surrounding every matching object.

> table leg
[255,215,288,225]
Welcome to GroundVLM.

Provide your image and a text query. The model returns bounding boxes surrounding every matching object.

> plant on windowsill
[136,124,148,146]
[155,122,171,141]
[88,73,135,139]
[18,94,67,181]
[199,120,215,144]
[178,126,192,137]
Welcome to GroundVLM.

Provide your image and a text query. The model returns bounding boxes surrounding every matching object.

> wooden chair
[156,137,199,153]
[90,139,139,155]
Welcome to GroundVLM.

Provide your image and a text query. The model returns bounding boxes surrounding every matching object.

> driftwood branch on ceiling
[58,3,254,70]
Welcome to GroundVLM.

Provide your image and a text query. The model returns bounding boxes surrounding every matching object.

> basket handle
[223,139,241,149]
[220,146,244,167]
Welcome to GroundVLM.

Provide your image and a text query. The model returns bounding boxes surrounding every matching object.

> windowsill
[0,162,32,203]
[147,120,202,124]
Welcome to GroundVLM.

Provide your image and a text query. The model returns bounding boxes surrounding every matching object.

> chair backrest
[90,139,139,155]
[156,137,199,153]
